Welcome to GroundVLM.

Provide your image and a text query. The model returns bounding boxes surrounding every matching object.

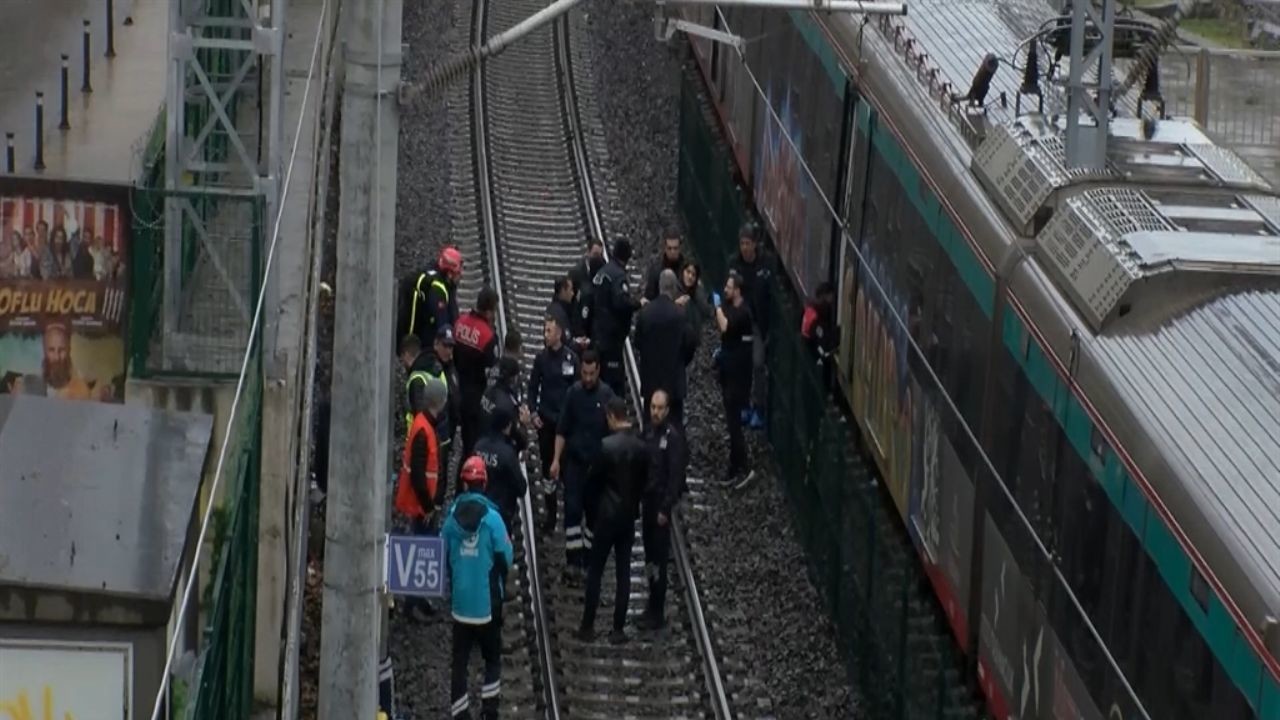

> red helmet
[439,247,463,275]
[460,455,488,488]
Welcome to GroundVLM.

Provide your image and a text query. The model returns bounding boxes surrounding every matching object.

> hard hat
[439,247,463,275]
[461,455,488,487]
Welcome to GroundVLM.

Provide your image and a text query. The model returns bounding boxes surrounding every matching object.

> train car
[682,2,1280,719]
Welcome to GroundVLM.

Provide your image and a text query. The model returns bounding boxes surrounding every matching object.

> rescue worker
[567,239,605,344]
[394,373,448,621]
[455,286,501,469]
[634,269,694,428]
[714,271,756,489]
[642,230,685,302]
[801,281,838,385]
[402,329,456,499]
[549,348,615,579]
[527,315,579,536]
[578,396,649,644]
[481,355,531,452]
[545,276,575,347]
[639,389,687,630]
[474,404,527,535]
[443,456,513,720]
[590,238,639,395]
[397,246,463,350]
[728,221,774,430]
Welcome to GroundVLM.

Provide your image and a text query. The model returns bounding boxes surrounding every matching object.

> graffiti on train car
[755,85,813,292]
[851,250,913,514]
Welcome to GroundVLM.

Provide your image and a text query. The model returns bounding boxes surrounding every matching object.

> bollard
[82,19,93,93]
[59,55,71,130]
[5,133,14,174]
[34,93,46,171]
[106,0,117,58]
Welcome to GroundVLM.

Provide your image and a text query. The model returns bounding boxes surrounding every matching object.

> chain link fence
[678,69,983,720]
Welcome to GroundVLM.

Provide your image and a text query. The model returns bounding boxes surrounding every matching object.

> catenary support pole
[317,0,401,715]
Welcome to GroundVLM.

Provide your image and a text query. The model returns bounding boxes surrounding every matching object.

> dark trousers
[582,516,635,632]
[458,402,482,492]
[563,456,588,568]
[722,375,749,475]
[536,420,558,529]
[641,501,671,621]
[600,350,626,397]
[450,620,502,719]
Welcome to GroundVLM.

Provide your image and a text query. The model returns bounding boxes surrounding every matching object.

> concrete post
[1194,47,1211,129]
[317,0,401,714]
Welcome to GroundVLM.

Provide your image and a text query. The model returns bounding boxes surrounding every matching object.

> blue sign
[384,534,447,598]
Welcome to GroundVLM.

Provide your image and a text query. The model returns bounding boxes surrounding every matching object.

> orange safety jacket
[395,412,439,519]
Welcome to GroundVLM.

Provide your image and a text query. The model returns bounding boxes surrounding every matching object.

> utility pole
[318,0,401,715]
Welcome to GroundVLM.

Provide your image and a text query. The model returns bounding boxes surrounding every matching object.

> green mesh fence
[678,69,983,720]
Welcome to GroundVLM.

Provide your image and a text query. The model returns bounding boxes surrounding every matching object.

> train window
[1189,565,1210,613]
[1055,449,1106,618]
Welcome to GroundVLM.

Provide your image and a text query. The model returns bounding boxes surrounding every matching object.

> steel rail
[556,13,734,719]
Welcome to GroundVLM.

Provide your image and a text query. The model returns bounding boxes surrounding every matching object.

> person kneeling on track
[443,456,514,720]
[527,315,579,536]
[578,396,650,645]
[640,389,687,631]
[549,348,615,581]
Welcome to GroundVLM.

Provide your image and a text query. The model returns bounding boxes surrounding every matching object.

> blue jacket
[442,492,513,624]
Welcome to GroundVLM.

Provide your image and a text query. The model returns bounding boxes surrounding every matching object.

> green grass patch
[1181,17,1252,48]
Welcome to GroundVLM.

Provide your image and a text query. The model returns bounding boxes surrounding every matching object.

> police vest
[407,271,450,338]
[405,369,449,435]
[395,413,439,519]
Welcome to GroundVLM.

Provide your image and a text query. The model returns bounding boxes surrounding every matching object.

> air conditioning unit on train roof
[970,114,1276,236]
[1032,187,1280,332]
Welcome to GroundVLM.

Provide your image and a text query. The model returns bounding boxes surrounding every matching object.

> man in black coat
[578,397,650,645]
[590,239,640,396]
[639,389,687,631]
[567,240,605,344]
[642,230,685,302]
[634,268,695,428]
[474,404,527,532]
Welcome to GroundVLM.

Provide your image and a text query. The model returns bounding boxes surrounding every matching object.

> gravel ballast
[300,2,862,717]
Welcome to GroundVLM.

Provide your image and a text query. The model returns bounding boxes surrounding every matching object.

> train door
[835,93,870,399]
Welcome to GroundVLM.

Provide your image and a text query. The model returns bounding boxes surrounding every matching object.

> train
[676,1,1280,718]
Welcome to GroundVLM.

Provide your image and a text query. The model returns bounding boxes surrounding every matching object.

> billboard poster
[0,181,129,403]
[0,639,132,720]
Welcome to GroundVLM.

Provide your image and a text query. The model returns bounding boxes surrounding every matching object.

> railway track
[443,0,736,715]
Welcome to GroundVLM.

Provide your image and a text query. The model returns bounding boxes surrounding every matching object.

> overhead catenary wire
[146,3,329,719]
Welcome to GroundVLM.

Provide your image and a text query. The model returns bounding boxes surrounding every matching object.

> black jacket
[590,259,639,353]
[634,294,694,401]
[643,420,688,515]
[481,382,528,450]
[585,427,650,527]
[556,380,616,464]
[568,256,605,340]
[642,253,685,301]
[545,300,573,346]
[728,250,775,337]
[528,343,579,423]
[475,431,526,526]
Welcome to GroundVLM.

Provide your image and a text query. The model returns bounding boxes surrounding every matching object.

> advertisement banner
[0,639,132,720]
[0,180,129,403]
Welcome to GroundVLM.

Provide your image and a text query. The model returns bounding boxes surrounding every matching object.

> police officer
[642,230,685,303]
[545,276,575,348]
[578,396,649,644]
[590,238,639,395]
[634,268,694,428]
[393,374,448,621]
[549,348,615,579]
[567,239,605,343]
[639,389,687,630]
[715,271,756,489]
[474,404,527,533]
[728,222,774,429]
[397,246,463,350]
[527,315,579,536]
[455,286,501,468]
[482,356,530,452]
[443,456,513,720]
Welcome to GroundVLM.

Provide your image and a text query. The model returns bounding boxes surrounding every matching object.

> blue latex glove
[712,292,722,308]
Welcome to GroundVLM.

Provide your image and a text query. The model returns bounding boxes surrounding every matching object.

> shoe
[564,566,584,587]
[407,601,435,623]
[637,613,665,631]
[575,625,595,642]
[608,628,628,645]
[733,470,758,492]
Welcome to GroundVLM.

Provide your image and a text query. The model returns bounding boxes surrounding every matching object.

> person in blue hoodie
[443,455,514,720]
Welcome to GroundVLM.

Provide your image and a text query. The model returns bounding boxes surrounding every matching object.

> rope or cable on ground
[146,3,330,718]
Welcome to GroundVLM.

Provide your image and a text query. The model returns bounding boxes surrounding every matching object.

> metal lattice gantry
[1064,0,1117,170]
[163,0,285,374]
